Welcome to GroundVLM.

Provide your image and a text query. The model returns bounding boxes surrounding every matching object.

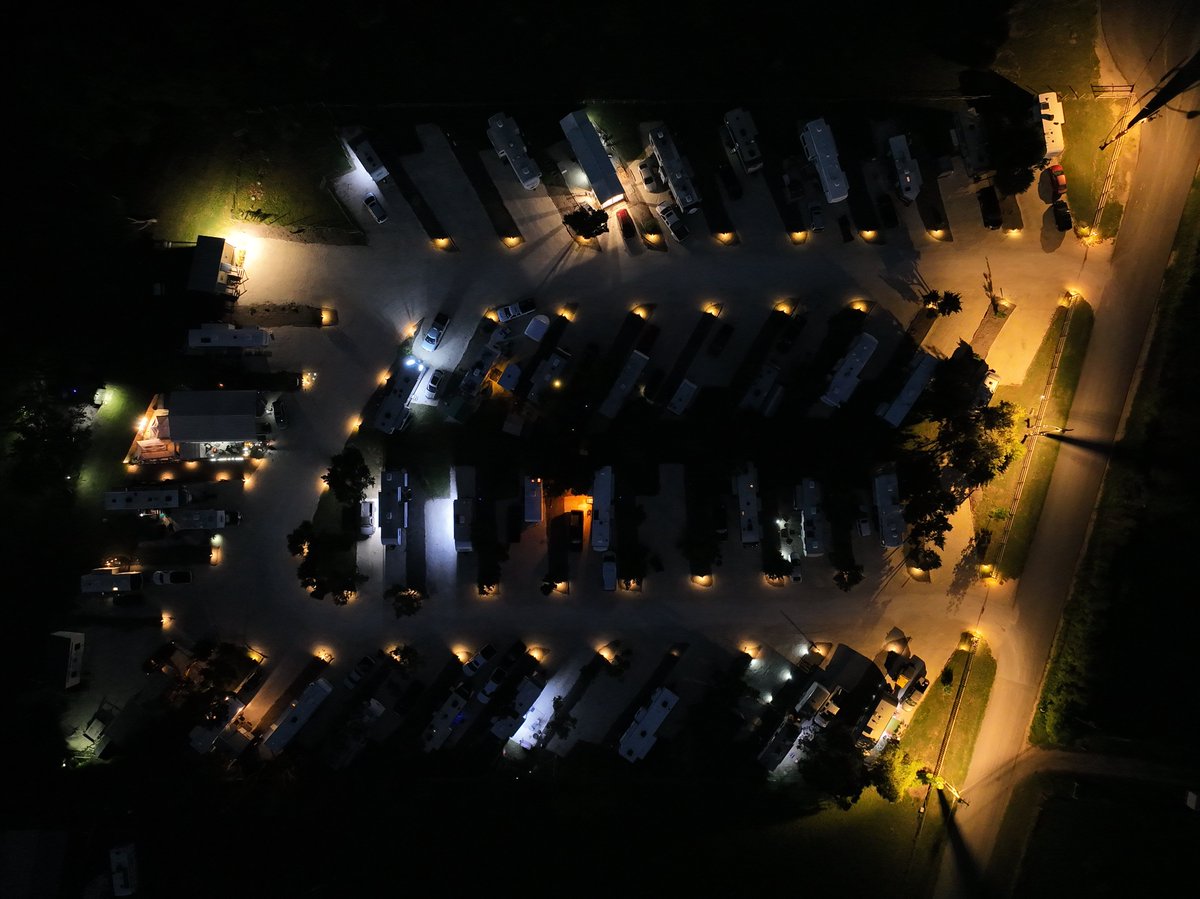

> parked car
[655,202,690,242]
[271,397,288,430]
[1053,199,1073,232]
[495,298,537,322]
[1048,163,1067,198]
[601,553,618,591]
[364,193,388,223]
[478,667,507,704]
[426,369,445,398]
[638,157,665,193]
[359,498,377,537]
[524,314,550,342]
[422,312,450,351]
[616,208,637,243]
[807,203,826,232]
[343,655,378,690]
[462,644,496,676]
[716,161,743,200]
[152,570,192,586]
[977,185,1003,229]
[569,510,584,549]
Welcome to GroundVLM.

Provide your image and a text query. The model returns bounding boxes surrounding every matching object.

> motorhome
[487,112,542,190]
[820,333,878,408]
[80,569,144,594]
[800,118,849,204]
[259,678,333,759]
[104,488,184,512]
[734,463,762,546]
[650,126,702,213]
[724,108,763,174]
[374,356,424,434]
[618,687,679,762]
[590,466,614,552]
[524,476,543,524]
[597,350,650,420]
[453,466,476,553]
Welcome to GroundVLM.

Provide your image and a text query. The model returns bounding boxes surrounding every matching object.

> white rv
[800,118,849,204]
[724,108,763,173]
[487,112,542,190]
[591,466,614,552]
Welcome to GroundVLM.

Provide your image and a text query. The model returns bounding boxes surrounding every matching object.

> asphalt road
[933,4,1200,896]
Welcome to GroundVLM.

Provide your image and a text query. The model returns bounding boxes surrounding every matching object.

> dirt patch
[232,303,325,327]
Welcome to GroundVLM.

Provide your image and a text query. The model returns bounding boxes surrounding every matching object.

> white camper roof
[560,110,624,208]
[801,119,849,204]
[820,333,879,408]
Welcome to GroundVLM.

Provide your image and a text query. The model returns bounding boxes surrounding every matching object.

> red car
[1048,164,1067,198]
[616,207,637,242]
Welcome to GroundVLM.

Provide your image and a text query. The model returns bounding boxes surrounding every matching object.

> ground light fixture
[715,231,737,245]
[928,228,946,240]
[702,302,723,317]
[502,235,523,248]
[690,573,713,588]
[432,237,454,251]
[789,230,808,244]
[860,230,878,241]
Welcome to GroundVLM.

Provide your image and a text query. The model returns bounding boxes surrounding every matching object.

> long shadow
[936,790,995,899]
[1043,433,1118,457]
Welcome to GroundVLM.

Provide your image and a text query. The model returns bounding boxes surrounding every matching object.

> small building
[186,235,246,297]
[591,466,614,552]
[800,119,849,204]
[187,322,271,349]
[1038,92,1065,161]
[650,125,702,213]
[488,112,541,190]
[260,678,333,759]
[888,134,923,203]
[48,631,85,689]
[734,463,762,546]
[877,351,938,428]
[618,687,679,762]
[873,466,905,548]
[128,390,261,464]
[821,333,879,408]
[559,110,624,208]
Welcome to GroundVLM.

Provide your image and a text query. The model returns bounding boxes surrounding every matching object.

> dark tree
[322,447,374,505]
[799,725,870,809]
[386,584,424,617]
[562,204,609,239]
[388,644,421,674]
[286,520,315,556]
[937,291,963,316]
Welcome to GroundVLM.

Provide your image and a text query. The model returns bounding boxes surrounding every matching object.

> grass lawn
[992,1,1129,235]
[974,301,1094,577]
[145,111,351,243]
[1060,97,1128,233]
[1009,773,1198,897]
